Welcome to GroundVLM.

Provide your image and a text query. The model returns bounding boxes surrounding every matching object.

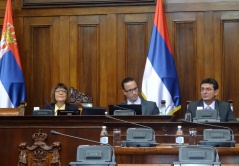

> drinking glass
[184,113,192,121]
[113,128,121,147]
[189,128,197,145]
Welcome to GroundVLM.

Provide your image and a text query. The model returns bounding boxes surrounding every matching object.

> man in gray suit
[187,78,236,122]
[120,77,159,115]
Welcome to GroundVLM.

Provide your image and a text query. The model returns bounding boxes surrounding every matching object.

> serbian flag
[0,0,26,108]
[141,0,181,115]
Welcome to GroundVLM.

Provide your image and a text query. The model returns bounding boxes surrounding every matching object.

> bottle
[228,100,233,112]
[186,101,191,110]
[159,100,166,115]
[100,126,108,144]
[175,126,184,144]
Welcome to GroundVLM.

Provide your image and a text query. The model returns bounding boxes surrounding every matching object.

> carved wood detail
[22,0,156,8]
[69,87,93,104]
[18,130,61,166]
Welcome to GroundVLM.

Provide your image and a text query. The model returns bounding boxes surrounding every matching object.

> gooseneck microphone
[113,105,136,115]
[182,119,234,141]
[43,99,55,112]
[105,112,156,142]
[113,105,128,110]
[176,145,220,164]
[51,130,115,163]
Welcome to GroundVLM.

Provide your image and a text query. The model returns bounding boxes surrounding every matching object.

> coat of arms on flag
[0,0,26,108]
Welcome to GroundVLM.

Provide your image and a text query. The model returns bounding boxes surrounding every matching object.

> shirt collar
[54,104,66,116]
[127,97,141,105]
[203,101,215,109]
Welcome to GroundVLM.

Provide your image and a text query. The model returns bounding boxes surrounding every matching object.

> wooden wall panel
[174,20,196,113]
[116,13,153,103]
[23,17,60,112]
[1,0,239,119]
[69,15,107,107]
[222,13,239,115]
[126,23,147,88]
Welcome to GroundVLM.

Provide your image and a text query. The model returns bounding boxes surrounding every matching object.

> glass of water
[113,128,121,147]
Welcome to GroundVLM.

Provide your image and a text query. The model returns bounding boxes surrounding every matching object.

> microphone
[113,105,136,115]
[43,99,55,112]
[175,145,220,164]
[51,130,116,164]
[105,112,158,147]
[182,119,234,141]
[183,119,234,141]
[217,109,221,121]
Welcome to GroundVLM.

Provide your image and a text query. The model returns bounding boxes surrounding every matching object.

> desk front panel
[0,116,239,165]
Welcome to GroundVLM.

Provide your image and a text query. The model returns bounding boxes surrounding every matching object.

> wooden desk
[117,164,239,166]
[0,116,239,165]
[115,145,239,164]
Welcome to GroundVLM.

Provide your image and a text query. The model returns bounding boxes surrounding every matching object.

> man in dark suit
[187,78,236,122]
[120,77,159,115]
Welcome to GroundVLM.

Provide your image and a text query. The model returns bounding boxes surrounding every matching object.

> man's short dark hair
[201,78,219,90]
[121,77,135,90]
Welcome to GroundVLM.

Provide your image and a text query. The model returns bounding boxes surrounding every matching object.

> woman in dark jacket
[44,83,78,115]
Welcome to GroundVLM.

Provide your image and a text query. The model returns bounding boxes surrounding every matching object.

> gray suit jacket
[121,98,159,115]
[187,99,237,122]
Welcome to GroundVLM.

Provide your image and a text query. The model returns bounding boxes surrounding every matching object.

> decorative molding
[18,130,61,166]
[22,0,156,8]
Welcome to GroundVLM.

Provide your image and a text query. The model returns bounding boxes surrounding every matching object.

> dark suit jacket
[121,98,159,115]
[44,103,78,111]
[187,99,237,122]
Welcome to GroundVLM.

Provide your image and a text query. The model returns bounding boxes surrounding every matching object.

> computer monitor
[81,107,106,115]
[33,109,54,116]
[108,104,142,115]
[193,109,220,122]
[57,110,80,115]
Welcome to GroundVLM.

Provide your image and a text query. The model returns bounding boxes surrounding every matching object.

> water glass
[184,113,192,121]
[189,128,197,145]
[113,128,121,147]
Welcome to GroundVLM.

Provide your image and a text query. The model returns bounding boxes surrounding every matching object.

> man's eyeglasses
[200,88,214,92]
[124,87,138,93]
[55,89,67,93]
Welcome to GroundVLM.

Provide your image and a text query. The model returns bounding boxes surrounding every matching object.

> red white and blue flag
[142,0,181,114]
[0,0,26,108]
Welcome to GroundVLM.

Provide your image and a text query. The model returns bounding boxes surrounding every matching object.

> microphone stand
[105,112,158,147]
[105,112,155,141]
[182,120,235,147]
[51,130,116,165]
[173,145,220,165]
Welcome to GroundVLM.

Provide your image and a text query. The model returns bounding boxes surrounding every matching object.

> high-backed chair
[18,130,61,166]
[69,87,93,110]
[0,101,26,116]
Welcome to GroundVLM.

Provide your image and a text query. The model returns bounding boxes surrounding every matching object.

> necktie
[206,106,211,109]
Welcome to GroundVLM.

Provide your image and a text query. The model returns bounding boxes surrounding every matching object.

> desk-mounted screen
[108,105,142,115]
[81,107,106,115]
[33,109,54,116]
[57,110,80,115]
[193,109,220,122]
